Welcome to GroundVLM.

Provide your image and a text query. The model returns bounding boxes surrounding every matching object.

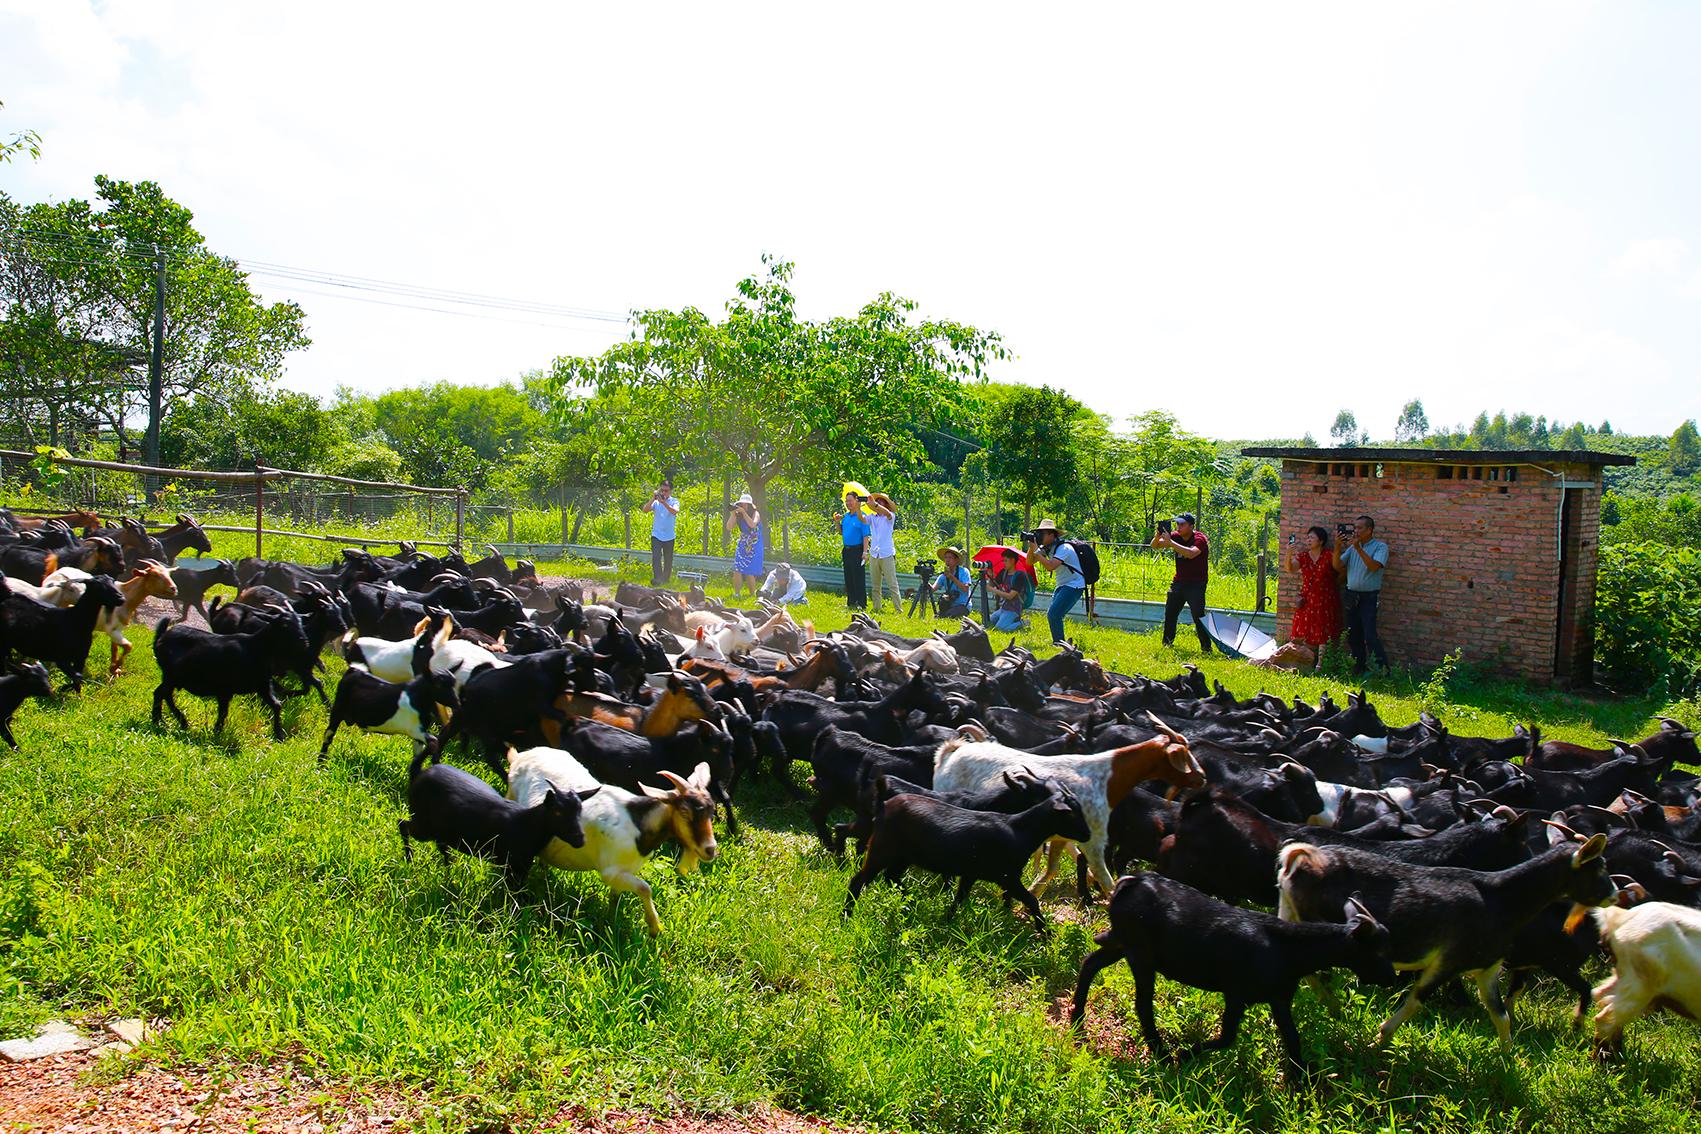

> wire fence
[0,450,466,556]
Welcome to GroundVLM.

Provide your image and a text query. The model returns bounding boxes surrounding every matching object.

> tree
[0,101,40,165]
[980,383,1083,528]
[1330,410,1364,447]
[1119,410,1220,536]
[369,380,541,490]
[546,257,1005,538]
[0,178,309,459]
[1670,420,1701,478]
[1557,421,1589,449]
[1394,399,1429,443]
[159,385,334,471]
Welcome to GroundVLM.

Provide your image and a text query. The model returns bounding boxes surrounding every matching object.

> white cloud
[1611,237,1690,279]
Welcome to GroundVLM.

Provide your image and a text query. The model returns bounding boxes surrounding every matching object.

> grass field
[2,536,1699,1133]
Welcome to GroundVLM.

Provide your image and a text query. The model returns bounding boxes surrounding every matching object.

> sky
[2,0,1699,440]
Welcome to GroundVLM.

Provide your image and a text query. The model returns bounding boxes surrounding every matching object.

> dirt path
[1,1047,855,1134]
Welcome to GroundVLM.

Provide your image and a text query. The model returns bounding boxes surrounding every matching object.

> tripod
[908,572,940,618]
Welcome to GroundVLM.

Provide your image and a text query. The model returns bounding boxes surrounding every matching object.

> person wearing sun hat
[934,545,972,617]
[865,492,901,614]
[724,491,764,598]
[1026,518,1083,645]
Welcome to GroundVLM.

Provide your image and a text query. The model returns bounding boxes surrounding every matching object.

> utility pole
[143,244,166,495]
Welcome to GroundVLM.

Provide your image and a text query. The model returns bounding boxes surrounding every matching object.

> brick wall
[1273,459,1603,683]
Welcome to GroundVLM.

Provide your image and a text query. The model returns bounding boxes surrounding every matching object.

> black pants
[650,536,674,586]
[1163,579,1212,651]
[1345,589,1389,672]
[841,547,867,609]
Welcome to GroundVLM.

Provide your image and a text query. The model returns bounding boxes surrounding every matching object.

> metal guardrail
[491,542,1277,635]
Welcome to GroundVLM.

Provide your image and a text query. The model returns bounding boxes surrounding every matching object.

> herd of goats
[2,507,1700,1086]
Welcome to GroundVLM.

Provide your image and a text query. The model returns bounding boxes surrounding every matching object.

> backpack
[1062,539,1101,587]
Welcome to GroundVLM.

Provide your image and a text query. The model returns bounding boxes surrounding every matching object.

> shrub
[1595,541,1701,698]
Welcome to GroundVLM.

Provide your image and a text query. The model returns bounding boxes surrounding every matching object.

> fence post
[702,482,711,555]
[561,482,569,545]
[507,508,515,543]
[254,459,265,559]
[454,488,465,550]
[1255,513,1269,613]
[721,473,732,554]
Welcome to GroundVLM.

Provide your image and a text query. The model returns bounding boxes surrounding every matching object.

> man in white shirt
[760,562,808,605]
[865,492,900,614]
[643,478,680,586]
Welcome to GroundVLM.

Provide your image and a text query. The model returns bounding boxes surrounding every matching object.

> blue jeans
[989,608,1023,632]
[1047,586,1084,643]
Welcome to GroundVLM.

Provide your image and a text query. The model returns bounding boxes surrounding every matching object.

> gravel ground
[0,1046,860,1134]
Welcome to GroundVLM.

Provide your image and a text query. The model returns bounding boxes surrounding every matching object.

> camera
[913,557,939,582]
[1156,519,1172,535]
[1288,533,1297,545]
[1019,529,1039,543]
[1337,522,1355,539]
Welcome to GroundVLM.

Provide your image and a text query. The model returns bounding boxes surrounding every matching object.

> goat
[1071,873,1394,1083]
[399,747,599,886]
[561,717,740,834]
[42,561,178,675]
[843,785,1092,931]
[932,716,1206,896]
[170,559,240,618]
[152,608,308,740]
[1276,832,1616,1048]
[0,576,125,691]
[507,746,720,935]
[1589,899,1701,1056]
[319,667,461,762]
[0,662,54,748]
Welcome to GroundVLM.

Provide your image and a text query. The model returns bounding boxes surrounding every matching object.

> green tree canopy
[1394,399,1429,443]
[980,382,1084,528]
[545,257,1005,529]
[1670,420,1701,478]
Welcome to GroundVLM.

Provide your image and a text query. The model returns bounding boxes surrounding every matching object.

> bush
[1595,541,1701,698]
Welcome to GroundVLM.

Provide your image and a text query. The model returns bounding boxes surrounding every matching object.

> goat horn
[656,769,691,794]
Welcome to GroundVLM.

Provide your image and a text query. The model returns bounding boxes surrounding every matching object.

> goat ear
[1571,832,1607,868]
[576,786,601,801]
[688,761,712,789]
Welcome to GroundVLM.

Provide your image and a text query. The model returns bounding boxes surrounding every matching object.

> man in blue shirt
[643,479,680,586]
[840,488,872,610]
[934,546,972,617]
[1027,519,1083,646]
[1332,513,1390,676]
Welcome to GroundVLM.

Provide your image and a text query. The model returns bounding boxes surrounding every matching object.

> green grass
[2,533,1699,1133]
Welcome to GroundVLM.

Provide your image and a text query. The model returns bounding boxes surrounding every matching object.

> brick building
[1240,448,1636,684]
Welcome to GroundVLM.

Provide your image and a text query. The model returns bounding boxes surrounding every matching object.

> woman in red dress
[1287,525,1342,650]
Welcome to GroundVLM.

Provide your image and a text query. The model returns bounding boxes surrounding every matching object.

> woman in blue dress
[725,493,764,598]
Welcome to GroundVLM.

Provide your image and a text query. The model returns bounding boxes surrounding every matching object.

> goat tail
[406,744,433,783]
[1275,843,1325,922]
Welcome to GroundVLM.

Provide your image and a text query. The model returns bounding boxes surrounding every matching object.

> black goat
[399,747,599,886]
[562,717,740,834]
[0,576,124,691]
[1071,872,1395,1084]
[1276,832,1616,1048]
[843,786,1092,931]
[170,559,240,618]
[319,667,460,763]
[444,647,575,777]
[152,609,308,740]
[0,662,54,748]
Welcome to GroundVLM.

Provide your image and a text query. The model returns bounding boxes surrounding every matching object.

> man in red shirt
[1151,511,1212,653]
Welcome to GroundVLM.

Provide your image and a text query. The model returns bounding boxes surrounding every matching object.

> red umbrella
[973,544,1036,583]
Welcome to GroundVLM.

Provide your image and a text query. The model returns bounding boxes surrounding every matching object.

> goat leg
[944,876,974,921]
[259,683,286,741]
[1268,999,1313,1088]
[318,718,341,765]
[397,819,413,863]
[0,720,15,750]
[1131,962,1169,1063]
[1003,878,1047,933]
[1069,941,1124,1026]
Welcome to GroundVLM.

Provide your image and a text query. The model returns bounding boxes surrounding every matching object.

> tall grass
[0,530,1695,1133]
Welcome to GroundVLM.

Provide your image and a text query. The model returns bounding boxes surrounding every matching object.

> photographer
[865,492,901,615]
[987,547,1032,632]
[642,478,681,587]
[724,493,763,598]
[1026,519,1083,646]
[1151,511,1212,654]
[839,484,873,611]
[760,561,807,606]
[934,546,972,618]
[1331,514,1390,676]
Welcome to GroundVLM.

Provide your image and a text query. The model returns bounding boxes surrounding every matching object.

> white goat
[506,745,720,935]
[344,615,505,691]
[1590,900,1701,1053]
[881,639,959,674]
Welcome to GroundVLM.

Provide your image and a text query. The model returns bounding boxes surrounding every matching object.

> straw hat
[1033,518,1062,535]
[936,545,963,560]
[736,493,754,506]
